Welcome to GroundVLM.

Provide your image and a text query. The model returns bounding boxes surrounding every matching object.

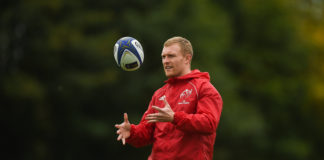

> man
[115,36,223,160]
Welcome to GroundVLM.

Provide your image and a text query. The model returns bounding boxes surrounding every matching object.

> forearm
[172,111,218,134]
[173,88,223,134]
[126,124,154,147]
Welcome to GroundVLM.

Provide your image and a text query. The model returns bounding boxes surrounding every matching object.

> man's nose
[163,57,170,63]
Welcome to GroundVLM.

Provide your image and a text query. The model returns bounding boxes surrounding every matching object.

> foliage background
[1,0,324,159]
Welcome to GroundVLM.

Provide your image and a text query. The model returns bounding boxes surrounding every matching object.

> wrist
[170,111,175,122]
[127,124,136,140]
[172,111,185,125]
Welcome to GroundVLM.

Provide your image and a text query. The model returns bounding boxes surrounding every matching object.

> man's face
[161,44,190,78]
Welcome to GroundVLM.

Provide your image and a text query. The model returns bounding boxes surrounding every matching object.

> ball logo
[135,41,142,50]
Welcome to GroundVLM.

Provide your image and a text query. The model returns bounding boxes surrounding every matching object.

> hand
[115,113,131,145]
[145,98,174,123]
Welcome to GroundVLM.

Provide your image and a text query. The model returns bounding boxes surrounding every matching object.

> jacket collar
[164,69,210,84]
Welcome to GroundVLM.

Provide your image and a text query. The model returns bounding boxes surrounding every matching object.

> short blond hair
[164,36,193,56]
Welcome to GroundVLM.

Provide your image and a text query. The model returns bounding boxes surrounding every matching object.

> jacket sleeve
[172,82,223,134]
[126,96,156,147]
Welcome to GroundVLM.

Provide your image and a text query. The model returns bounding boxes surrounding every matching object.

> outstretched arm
[115,105,157,147]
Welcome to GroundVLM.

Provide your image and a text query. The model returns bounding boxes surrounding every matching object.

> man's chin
[164,71,174,78]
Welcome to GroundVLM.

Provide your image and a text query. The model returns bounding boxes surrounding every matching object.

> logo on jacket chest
[159,95,166,101]
[158,88,194,105]
[178,89,192,104]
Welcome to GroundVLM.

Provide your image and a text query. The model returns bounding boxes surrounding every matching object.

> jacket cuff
[172,111,186,125]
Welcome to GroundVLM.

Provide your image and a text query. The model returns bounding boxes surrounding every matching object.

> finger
[145,116,157,121]
[146,113,159,117]
[147,119,158,123]
[152,106,164,113]
[115,124,121,129]
[124,113,129,123]
[116,129,121,134]
[163,97,170,106]
[122,138,126,145]
[145,113,160,119]
[117,134,123,141]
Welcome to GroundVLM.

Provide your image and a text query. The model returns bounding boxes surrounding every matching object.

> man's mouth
[165,66,172,70]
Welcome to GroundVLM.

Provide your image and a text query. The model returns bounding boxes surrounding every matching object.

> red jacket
[126,69,223,160]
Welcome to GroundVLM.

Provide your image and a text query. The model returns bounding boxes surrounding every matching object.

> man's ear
[185,54,192,64]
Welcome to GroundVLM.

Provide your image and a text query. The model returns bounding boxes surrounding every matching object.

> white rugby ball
[114,37,144,71]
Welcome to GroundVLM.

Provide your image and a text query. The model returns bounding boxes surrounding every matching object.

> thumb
[124,113,129,123]
[163,98,171,108]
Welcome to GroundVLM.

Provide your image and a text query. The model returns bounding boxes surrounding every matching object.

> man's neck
[178,68,191,77]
